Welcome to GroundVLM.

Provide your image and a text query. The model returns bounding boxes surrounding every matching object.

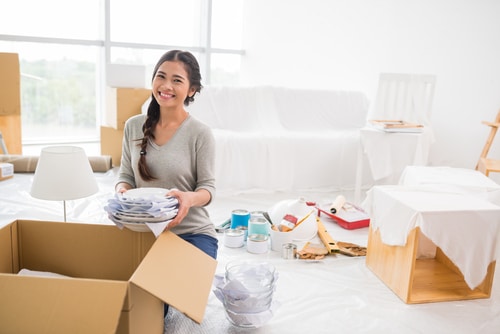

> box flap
[131,231,217,324]
[0,274,128,334]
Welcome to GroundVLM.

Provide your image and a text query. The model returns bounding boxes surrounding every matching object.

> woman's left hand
[165,189,191,229]
[164,188,211,230]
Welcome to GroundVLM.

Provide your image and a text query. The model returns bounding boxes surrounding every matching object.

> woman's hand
[165,188,211,230]
[115,182,132,194]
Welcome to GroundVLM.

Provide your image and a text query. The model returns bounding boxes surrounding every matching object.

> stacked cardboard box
[0,220,217,333]
[100,87,151,166]
[0,52,22,154]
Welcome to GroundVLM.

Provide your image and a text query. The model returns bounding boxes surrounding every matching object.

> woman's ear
[189,86,197,98]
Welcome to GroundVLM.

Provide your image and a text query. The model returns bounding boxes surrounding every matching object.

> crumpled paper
[212,270,280,328]
[104,193,179,237]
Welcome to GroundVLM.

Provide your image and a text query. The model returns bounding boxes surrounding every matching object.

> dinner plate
[121,221,151,233]
[123,187,170,200]
[112,210,178,222]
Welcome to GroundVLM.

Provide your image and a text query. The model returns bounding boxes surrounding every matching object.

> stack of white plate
[105,188,178,232]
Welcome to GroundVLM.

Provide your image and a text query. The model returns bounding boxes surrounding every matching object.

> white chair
[354,73,437,203]
[369,73,436,126]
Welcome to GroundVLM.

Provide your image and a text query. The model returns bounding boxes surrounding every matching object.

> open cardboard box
[0,220,217,333]
[366,226,495,304]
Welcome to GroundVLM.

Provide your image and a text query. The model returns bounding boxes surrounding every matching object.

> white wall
[240,0,500,182]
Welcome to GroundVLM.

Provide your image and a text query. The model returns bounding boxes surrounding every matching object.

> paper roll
[329,195,346,214]
[0,154,113,173]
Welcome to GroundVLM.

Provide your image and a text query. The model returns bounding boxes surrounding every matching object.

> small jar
[247,234,269,254]
[248,216,269,236]
[230,209,250,229]
[281,243,297,259]
[224,229,245,248]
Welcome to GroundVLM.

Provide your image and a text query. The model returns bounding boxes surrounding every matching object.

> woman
[115,50,218,260]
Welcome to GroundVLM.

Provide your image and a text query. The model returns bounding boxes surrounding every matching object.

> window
[0,0,243,155]
[110,0,203,47]
[0,0,101,40]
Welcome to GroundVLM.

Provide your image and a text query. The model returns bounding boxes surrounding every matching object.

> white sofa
[187,86,371,194]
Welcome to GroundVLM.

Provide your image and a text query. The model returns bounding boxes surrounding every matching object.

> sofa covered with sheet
[187,86,371,194]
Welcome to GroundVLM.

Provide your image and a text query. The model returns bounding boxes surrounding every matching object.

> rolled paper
[330,195,346,214]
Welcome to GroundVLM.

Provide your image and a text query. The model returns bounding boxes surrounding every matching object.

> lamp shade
[31,146,99,201]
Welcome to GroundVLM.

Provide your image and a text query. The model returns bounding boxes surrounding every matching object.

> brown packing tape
[0,155,113,173]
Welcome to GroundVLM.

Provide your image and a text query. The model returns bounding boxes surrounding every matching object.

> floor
[1,170,499,333]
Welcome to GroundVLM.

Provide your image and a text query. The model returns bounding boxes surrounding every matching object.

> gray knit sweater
[116,113,217,238]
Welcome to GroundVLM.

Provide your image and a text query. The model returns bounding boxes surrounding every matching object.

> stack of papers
[105,187,179,236]
[369,120,424,133]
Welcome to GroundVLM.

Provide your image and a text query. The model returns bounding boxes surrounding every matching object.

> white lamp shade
[31,146,99,201]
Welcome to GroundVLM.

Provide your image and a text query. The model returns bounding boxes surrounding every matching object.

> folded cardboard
[0,220,217,334]
[0,162,13,181]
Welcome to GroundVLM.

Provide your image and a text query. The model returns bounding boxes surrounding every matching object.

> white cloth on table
[362,185,500,290]
[399,165,500,206]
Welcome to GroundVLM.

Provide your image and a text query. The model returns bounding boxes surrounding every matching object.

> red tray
[316,202,370,230]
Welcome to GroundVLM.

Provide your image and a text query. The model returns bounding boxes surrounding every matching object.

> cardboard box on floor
[0,220,217,334]
[105,87,151,130]
[100,125,124,167]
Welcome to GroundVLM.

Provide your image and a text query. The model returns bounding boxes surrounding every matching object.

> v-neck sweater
[117,113,217,238]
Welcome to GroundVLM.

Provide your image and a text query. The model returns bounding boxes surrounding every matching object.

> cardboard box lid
[131,231,218,324]
[0,274,128,334]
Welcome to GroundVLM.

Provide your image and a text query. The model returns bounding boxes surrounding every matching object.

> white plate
[122,222,151,233]
[123,187,169,200]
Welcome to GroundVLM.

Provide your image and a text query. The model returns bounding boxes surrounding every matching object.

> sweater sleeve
[194,124,216,205]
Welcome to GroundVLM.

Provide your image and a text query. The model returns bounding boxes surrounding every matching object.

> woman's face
[152,60,195,109]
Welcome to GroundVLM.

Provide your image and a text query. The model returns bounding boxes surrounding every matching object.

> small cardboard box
[366,226,496,304]
[0,220,217,333]
[0,162,13,181]
[100,125,124,167]
[0,52,21,116]
[105,87,151,130]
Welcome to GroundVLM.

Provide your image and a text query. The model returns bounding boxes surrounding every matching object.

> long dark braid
[137,50,203,181]
[137,100,159,181]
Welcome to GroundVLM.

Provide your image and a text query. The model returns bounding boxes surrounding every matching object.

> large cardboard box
[0,52,21,116]
[101,125,124,167]
[105,87,151,130]
[366,226,496,304]
[0,220,217,333]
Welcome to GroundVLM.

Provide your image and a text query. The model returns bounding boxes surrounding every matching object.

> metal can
[247,234,269,254]
[248,216,269,236]
[223,229,245,248]
[230,209,250,229]
[235,225,248,241]
[281,243,298,259]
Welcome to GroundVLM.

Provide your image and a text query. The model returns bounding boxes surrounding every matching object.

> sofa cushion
[187,86,282,132]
